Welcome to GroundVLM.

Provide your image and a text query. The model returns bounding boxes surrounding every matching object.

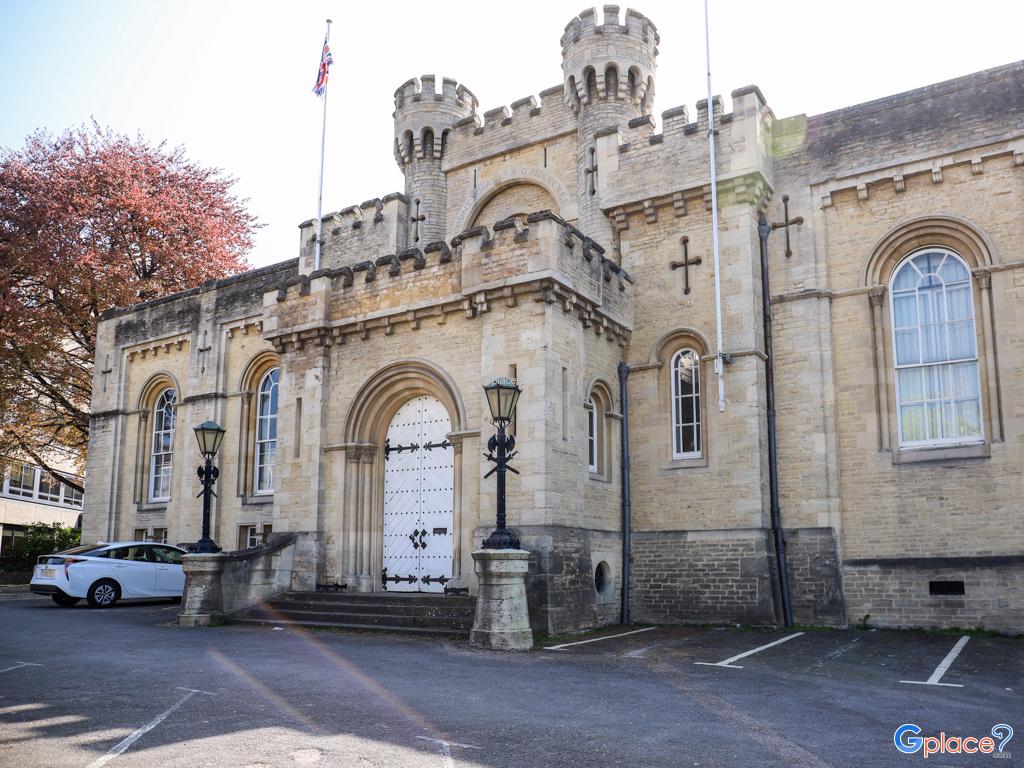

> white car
[29,541,188,608]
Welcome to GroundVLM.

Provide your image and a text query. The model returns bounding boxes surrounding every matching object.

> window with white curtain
[890,249,982,447]
[254,368,279,493]
[149,388,176,501]
[585,398,598,473]
[671,349,702,459]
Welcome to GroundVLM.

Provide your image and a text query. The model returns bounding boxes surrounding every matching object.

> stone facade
[83,7,1024,634]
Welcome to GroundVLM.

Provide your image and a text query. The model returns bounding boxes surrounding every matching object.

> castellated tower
[393,75,478,246]
[562,6,658,247]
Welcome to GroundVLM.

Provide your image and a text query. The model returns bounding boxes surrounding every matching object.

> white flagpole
[314,18,332,273]
[704,0,726,413]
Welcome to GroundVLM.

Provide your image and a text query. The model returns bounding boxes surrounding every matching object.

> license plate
[41,568,56,578]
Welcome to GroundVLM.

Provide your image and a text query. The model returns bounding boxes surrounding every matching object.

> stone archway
[451,166,577,235]
[339,360,468,592]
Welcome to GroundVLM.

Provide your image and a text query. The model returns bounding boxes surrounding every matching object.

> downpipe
[758,212,794,627]
[618,361,632,625]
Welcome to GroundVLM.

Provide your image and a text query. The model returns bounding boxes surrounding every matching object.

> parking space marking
[416,736,481,768]
[899,635,969,688]
[85,687,216,768]
[0,661,44,674]
[544,626,657,650]
[694,632,805,669]
[810,636,863,672]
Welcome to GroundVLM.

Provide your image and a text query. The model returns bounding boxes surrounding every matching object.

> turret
[562,6,659,245]
[393,75,478,246]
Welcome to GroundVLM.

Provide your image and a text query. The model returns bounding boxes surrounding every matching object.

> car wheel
[51,592,80,607]
[86,579,120,609]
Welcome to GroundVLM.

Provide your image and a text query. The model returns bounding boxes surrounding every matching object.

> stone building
[82,7,1024,634]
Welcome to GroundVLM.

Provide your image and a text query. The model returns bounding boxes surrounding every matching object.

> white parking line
[416,736,481,768]
[85,687,217,768]
[0,661,44,674]
[544,626,657,650]
[899,635,969,688]
[694,632,805,669]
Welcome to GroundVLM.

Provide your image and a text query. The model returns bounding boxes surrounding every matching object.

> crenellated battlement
[268,209,632,345]
[561,6,659,115]
[604,86,774,220]
[393,74,478,167]
[297,192,408,275]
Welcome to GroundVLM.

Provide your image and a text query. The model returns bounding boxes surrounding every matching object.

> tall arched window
[890,249,982,447]
[149,388,176,502]
[671,350,701,459]
[254,368,279,493]
[585,397,599,473]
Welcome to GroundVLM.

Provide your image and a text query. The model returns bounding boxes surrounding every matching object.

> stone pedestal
[177,553,226,627]
[470,549,533,651]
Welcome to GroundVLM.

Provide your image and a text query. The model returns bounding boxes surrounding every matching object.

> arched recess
[237,350,281,498]
[137,371,179,410]
[469,182,559,229]
[647,326,711,367]
[862,216,1002,450]
[452,167,576,235]
[647,328,710,467]
[339,359,468,590]
[863,215,996,288]
[604,64,619,100]
[133,372,181,506]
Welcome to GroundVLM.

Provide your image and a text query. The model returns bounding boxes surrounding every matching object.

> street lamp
[481,377,521,549]
[192,420,226,554]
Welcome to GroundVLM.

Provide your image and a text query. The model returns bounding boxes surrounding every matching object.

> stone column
[177,553,226,627]
[470,549,533,651]
[868,287,890,451]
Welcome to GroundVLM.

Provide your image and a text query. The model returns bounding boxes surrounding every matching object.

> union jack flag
[312,37,333,97]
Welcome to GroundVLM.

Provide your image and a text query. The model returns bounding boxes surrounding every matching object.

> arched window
[585,397,599,473]
[254,368,279,493]
[890,249,982,447]
[671,350,701,459]
[421,128,434,159]
[149,388,176,501]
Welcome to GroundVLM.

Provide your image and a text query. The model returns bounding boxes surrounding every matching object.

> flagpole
[314,18,332,273]
[704,0,726,413]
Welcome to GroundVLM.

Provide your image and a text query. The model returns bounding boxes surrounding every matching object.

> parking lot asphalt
[0,591,1019,767]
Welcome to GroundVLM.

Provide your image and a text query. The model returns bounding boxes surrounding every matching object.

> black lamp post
[482,377,522,549]
[192,420,226,554]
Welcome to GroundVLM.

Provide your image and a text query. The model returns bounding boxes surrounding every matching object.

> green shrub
[0,522,80,572]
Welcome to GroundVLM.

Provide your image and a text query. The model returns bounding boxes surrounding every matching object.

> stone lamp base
[470,548,534,651]
[177,552,226,627]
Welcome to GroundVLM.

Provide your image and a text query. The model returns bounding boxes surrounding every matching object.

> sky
[1,0,1021,269]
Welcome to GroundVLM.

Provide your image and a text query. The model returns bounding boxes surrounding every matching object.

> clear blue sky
[2,0,1021,268]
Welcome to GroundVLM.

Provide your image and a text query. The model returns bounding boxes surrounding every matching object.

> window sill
[661,456,708,471]
[137,502,168,514]
[892,442,990,465]
[242,494,274,506]
[588,472,611,484]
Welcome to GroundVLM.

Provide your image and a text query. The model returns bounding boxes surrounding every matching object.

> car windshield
[56,544,108,557]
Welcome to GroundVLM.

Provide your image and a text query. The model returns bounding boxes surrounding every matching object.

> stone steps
[228,590,475,637]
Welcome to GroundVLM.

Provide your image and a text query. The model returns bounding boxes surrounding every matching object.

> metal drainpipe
[758,211,794,627]
[618,361,632,626]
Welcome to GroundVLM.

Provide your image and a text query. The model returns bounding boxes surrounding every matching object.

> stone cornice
[816,137,1024,209]
[266,275,631,355]
[605,171,773,231]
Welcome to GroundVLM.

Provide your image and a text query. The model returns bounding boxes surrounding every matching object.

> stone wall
[843,557,1024,633]
[630,529,777,625]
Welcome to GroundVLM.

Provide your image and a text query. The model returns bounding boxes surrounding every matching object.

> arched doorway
[382,395,454,592]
